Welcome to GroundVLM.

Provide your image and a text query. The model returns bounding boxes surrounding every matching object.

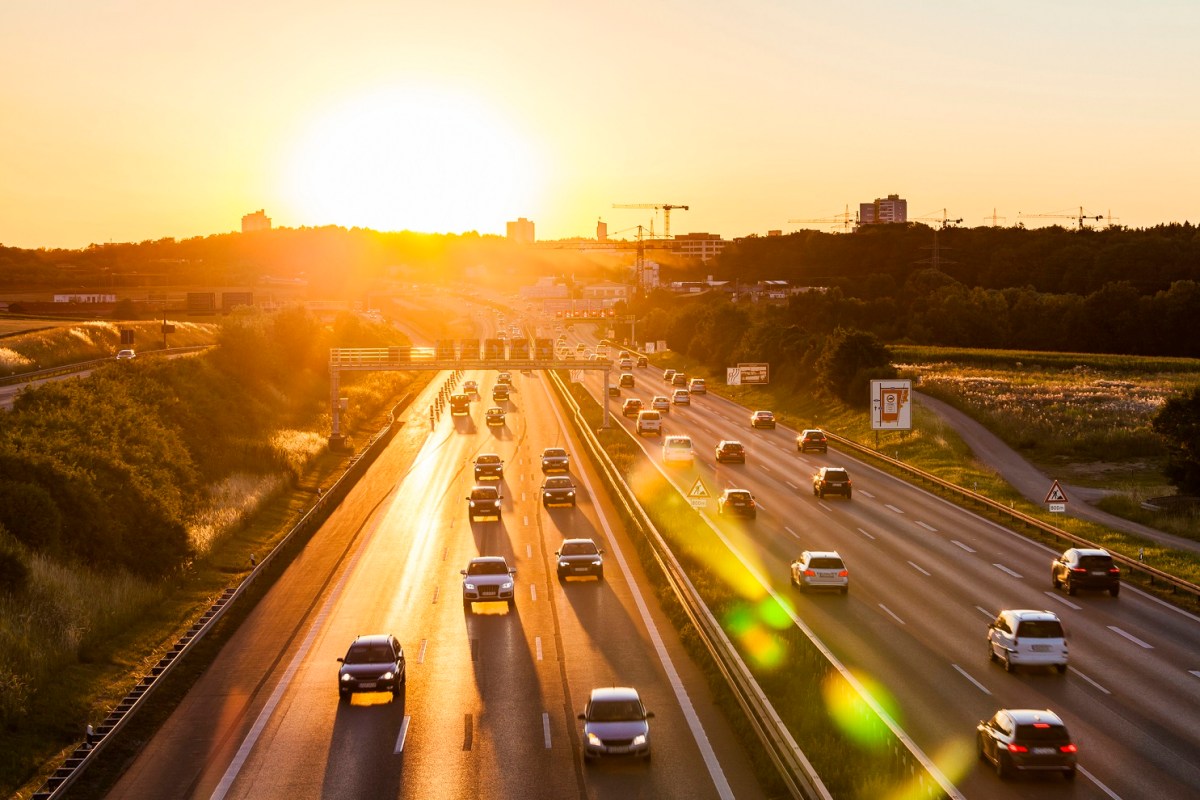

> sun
[282,86,542,234]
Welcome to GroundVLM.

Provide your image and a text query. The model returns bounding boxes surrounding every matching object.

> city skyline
[2,1,1197,249]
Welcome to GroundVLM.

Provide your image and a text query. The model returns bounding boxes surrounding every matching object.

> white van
[636,410,662,436]
[987,609,1068,674]
[662,435,694,465]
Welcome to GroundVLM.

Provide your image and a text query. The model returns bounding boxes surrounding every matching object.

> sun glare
[283,86,541,234]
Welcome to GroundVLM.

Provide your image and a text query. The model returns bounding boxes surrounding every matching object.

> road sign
[870,380,912,430]
[1045,480,1068,504]
[727,367,741,386]
[1049,503,1066,513]
[687,478,710,499]
[737,362,769,384]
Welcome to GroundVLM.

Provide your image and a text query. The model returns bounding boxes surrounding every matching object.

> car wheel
[988,642,997,663]
[339,690,349,702]
[1064,767,1076,781]
[1004,653,1015,673]
[812,487,819,496]
[1067,579,1077,596]
[507,598,514,608]
[1051,571,1061,589]
[996,754,1013,779]
[846,490,852,500]
[596,569,604,581]
[977,734,987,762]
[1056,662,1068,674]
[1110,584,1120,597]
[818,490,825,499]
[797,580,807,593]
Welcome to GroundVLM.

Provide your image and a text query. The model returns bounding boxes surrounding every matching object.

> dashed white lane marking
[856,527,876,540]
[993,563,1023,579]
[523,515,530,527]
[758,464,772,474]
[521,492,527,502]
[1108,625,1153,649]
[530,584,538,602]
[1069,666,1111,694]
[884,504,904,514]
[915,520,937,532]
[535,636,543,661]
[417,639,428,664]
[952,664,991,695]
[879,604,906,625]
[908,561,931,577]
[951,540,975,553]
[785,481,798,490]
[1190,670,1200,679]
[1077,765,1123,799]
[1044,591,1082,610]
[784,526,800,539]
[432,586,440,604]
[526,544,532,558]
[543,712,552,749]
[858,490,875,499]
[975,606,994,618]
[394,716,411,754]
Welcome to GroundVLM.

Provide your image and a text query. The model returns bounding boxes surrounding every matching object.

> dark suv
[718,489,757,519]
[976,708,1077,781]
[337,634,406,700]
[715,440,746,464]
[797,429,828,453]
[812,467,852,499]
[1051,548,1120,596]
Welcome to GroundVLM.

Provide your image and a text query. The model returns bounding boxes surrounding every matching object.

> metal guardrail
[826,432,1200,602]
[547,369,829,800]
[31,391,413,800]
[0,345,211,387]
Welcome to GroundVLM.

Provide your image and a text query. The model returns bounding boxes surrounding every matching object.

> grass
[0,319,218,376]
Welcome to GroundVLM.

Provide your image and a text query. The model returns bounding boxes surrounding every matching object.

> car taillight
[1109,567,1120,575]
[1004,743,1028,753]
[804,569,816,577]
[1071,567,1088,574]
[1060,743,1077,753]
[838,570,848,577]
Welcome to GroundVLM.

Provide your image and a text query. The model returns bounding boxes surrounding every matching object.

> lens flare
[821,670,902,750]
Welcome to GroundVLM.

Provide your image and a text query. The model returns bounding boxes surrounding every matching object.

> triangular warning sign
[687,478,710,499]
[1045,480,1068,504]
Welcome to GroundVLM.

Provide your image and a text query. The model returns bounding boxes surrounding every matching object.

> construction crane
[982,209,1007,227]
[912,208,963,229]
[788,204,855,233]
[1017,207,1104,230]
[612,203,690,239]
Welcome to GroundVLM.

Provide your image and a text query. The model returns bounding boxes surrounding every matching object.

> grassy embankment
[0,318,216,377]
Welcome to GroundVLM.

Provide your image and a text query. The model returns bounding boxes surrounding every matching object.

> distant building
[507,217,535,244]
[638,261,660,291]
[53,293,116,303]
[858,194,907,226]
[242,209,272,233]
[596,219,608,242]
[581,281,628,301]
[672,232,726,262]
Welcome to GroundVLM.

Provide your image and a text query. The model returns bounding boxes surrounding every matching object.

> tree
[816,328,896,407]
[1151,385,1200,495]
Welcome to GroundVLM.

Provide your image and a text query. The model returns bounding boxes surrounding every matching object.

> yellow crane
[788,204,855,232]
[1017,207,1104,230]
[612,203,690,238]
[983,209,1007,227]
[912,208,963,229]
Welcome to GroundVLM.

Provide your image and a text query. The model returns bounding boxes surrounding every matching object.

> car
[750,410,776,429]
[618,358,634,371]
[492,384,510,401]
[462,379,478,394]
[650,395,671,414]
[115,349,136,360]
[473,453,504,481]
[687,378,706,394]
[541,447,570,473]
[466,485,503,521]
[790,550,849,593]
[1051,547,1120,596]
[622,398,644,418]
[797,429,828,453]
[671,388,690,405]
[337,634,405,700]
[662,435,694,465]
[812,467,852,499]
[662,368,676,383]
[635,410,662,436]
[497,372,512,385]
[976,708,1077,781]
[450,393,471,416]
[555,538,604,579]
[619,373,635,388]
[461,556,516,610]
[607,383,620,396]
[485,406,506,427]
[576,343,587,352]
[541,476,577,508]
[636,356,648,368]
[671,372,688,387]
[578,687,654,760]
[987,609,1068,673]
[714,440,746,463]
[717,489,757,519]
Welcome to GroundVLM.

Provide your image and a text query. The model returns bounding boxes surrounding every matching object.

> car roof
[802,429,825,435]
[543,447,567,455]
[754,410,773,415]
[1001,609,1061,621]
[589,686,641,702]
[476,453,501,461]
[544,476,573,485]
[718,439,743,446]
[802,550,841,560]
[723,488,752,497]
[469,556,508,566]
[1002,708,1066,726]
[1069,547,1111,558]
[562,537,598,547]
[350,633,393,647]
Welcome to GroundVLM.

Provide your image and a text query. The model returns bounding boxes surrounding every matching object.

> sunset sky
[3,1,1197,249]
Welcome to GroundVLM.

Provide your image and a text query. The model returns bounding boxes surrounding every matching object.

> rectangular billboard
[737,363,770,384]
[871,380,912,430]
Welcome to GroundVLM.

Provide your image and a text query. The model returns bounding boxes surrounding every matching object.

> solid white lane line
[1108,625,1153,649]
[915,521,937,532]
[952,664,991,695]
[535,636,543,661]
[417,639,427,664]
[543,712,552,749]
[785,481,798,490]
[1077,765,1124,799]
[879,604,906,625]
[856,527,876,540]
[908,561,931,577]
[1068,666,1111,695]
[530,584,538,602]
[394,716,411,754]
[951,540,975,553]
[993,563,1023,579]
[1044,591,1082,611]
[784,526,800,539]
[884,504,904,514]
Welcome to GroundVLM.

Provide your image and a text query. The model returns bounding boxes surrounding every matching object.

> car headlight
[341,673,353,682]
[559,560,570,568]
[544,492,552,498]
[501,581,513,590]
[381,671,394,681]
[591,559,602,566]
[632,734,647,746]
[469,501,476,507]
[464,582,476,591]
[586,732,602,746]
[566,491,575,497]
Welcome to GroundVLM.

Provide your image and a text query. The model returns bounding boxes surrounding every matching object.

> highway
[567,325,1200,799]
[104,324,765,798]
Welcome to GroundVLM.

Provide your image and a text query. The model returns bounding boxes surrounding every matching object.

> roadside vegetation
[0,319,217,377]
[0,308,417,798]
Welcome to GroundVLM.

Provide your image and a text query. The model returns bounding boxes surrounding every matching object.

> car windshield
[560,542,597,556]
[471,488,498,500]
[809,557,844,569]
[589,699,643,722]
[345,644,392,664]
[1015,724,1070,743]
[727,492,751,503]
[477,455,500,464]
[544,449,566,458]
[824,470,849,480]
[545,478,572,489]
[1016,619,1064,638]
[468,561,508,575]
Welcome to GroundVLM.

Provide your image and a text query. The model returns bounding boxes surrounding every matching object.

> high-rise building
[241,209,271,233]
[596,219,608,242]
[507,217,535,244]
[673,232,726,262]
[858,194,907,226]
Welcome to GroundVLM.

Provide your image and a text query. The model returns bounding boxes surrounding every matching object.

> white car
[987,609,1068,673]
[636,409,662,436]
[461,556,516,610]
[650,395,671,414]
[662,435,694,465]
[790,550,848,593]
[671,388,690,405]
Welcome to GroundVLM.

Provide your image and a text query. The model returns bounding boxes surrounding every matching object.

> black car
[715,440,746,464]
[492,384,510,402]
[636,356,648,368]
[541,476,577,508]
[541,447,570,473]
[797,429,828,453]
[337,634,405,700]
[750,410,776,429]
[555,538,604,579]
[467,485,503,520]
[717,489,757,519]
[977,708,1077,781]
[813,467,852,499]
[473,453,504,481]
[1052,547,1120,596]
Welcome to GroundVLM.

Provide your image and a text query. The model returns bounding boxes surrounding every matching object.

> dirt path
[914,391,1200,557]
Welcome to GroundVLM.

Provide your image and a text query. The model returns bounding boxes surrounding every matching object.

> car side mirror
[577,713,586,721]
[460,569,467,575]
[645,711,655,719]
[337,657,345,663]
[509,568,517,575]
[598,549,605,554]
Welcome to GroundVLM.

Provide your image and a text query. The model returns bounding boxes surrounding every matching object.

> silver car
[578,687,654,760]
[461,556,516,610]
[790,550,848,593]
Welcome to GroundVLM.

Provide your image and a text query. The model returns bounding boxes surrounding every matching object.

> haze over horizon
[3,1,1197,250]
